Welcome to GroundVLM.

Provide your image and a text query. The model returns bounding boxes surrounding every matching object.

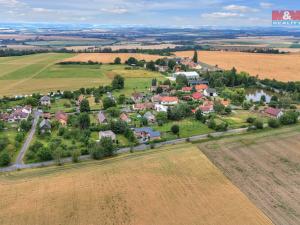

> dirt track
[200,127,300,225]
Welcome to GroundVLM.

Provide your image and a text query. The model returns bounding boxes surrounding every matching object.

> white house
[155,104,168,112]
[160,96,179,106]
[204,88,218,97]
[40,96,51,106]
[173,71,200,80]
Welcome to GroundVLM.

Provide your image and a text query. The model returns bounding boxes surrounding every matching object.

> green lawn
[153,119,213,140]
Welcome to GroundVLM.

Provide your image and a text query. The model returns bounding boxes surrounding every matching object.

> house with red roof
[160,96,179,106]
[195,84,208,92]
[181,87,192,93]
[192,92,203,100]
[264,107,283,118]
[55,111,68,126]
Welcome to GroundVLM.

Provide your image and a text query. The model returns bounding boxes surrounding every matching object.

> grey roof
[144,111,155,119]
[40,96,51,101]
[99,130,116,139]
[98,111,107,123]
[40,119,51,129]
[206,88,217,94]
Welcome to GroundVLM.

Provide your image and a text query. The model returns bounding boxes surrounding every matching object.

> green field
[0,53,164,96]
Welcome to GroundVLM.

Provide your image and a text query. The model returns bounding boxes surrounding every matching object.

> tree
[124,128,136,142]
[152,78,157,87]
[195,109,204,121]
[126,57,138,65]
[168,59,176,70]
[0,151,11,166]
[171,125,180,136]
[156,86,163,94]
[254,120,264,129]
[214,102,225,114]
[176,75,188,87]
[0,137,9,150]
[146,61,156,71]
[72,149,81,163]
[193,50,198,63]
[280,111,298,125]
[117,94,126,104]
[37,147,53,161]
[156,112,168,124]
[78,113,90,129]
[0,121,5,131]
[80,99,90,112]
[207,119,217,129]
[102,97,116,109]
[52,147,63,165]
[20,120,32,132]
[90,144,105,160]
[114,57,121,64]
[107,107,120,117]
[100,137,116,157]
[112,75,125,90]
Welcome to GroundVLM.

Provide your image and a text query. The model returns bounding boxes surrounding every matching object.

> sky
[0,0,300,27]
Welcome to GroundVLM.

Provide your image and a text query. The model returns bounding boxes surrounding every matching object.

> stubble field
[200,125,300,225]
[176,51,300,82]
[0,144,273,225]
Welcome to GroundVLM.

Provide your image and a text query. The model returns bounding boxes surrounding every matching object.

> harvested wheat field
[64,53,163,64]
[200,125,300,225]
[0,144,273,225]
[175,51,300,82]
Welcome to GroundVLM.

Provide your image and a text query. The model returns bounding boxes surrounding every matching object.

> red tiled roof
[265,107,282,116]
[160,96,178,102]
[192,92,203,100]
[182,87,192,92]
[195,84,208,91]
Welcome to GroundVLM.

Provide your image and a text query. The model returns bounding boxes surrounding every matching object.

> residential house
[155,104,168,112]
[195,84,208,92]
[132,103,154,111]
[143,112,156,123]
[134,127,161,143]
[7,106,32,123]
[120,113,131,123]
[39,119,51,133]
[160,96,179,106]
[173,71,200,80]
[188,77,209,86]
[199,105,214,114]
[99,130,116,142]
[204,88,218,97]
[150,85,170,93]
[131,92,145,103]
[151,94,162,103]
[40,95,51,106]
[55,111,68,126]
[265,107,283,119]
[181,87,192,93]
[98,111,107,124]
[192,92,203,101]
[155,65,169,72]
[76,95,84,106]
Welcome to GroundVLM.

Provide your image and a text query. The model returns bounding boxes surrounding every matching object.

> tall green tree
[193,50,198,63]
[112,75,125,90]
[78,113,90,129]
[80,99,90,112]
[114,57,121,64]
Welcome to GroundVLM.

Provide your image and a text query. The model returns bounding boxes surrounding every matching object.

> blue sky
[0,0,300,27]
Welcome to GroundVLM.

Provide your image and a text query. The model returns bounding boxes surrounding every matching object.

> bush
[268,118,280,128]
[246,117,256,124]
[207,119,217,130]
[72,149,81,163]
[0,151,11,166]
[254,120,264,129]
[171,125,180,136]
[280,111,299,125]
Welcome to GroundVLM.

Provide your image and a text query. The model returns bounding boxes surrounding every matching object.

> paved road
[15,111,40,166]
[0,127,248,173]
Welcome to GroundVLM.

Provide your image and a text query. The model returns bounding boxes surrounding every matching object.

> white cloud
[260,2,273,8]
[224,4,259,13]
[101,7,129,14]
[202,12,243,18]
[0,0,25,7]
[32,8,52,13]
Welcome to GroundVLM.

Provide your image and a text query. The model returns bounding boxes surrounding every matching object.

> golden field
[0,144,273,225]
[64,53,163,64]
[176,51,300,82]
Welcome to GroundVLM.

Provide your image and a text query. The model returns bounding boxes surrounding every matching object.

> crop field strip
[0,53,164,96]
[0,144,273,225]
[200,125,300,225]
[175,51,300,82]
